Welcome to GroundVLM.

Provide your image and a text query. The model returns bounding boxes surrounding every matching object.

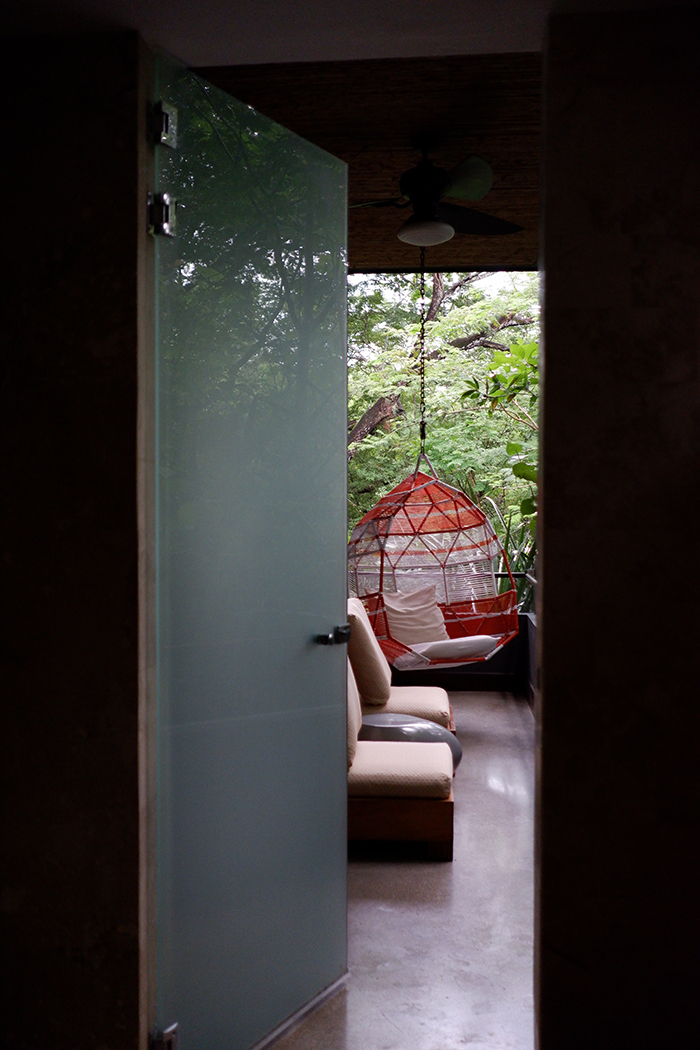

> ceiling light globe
[397,218,455,246]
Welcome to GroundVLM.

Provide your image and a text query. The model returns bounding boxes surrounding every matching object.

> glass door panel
[154,58,348,1049]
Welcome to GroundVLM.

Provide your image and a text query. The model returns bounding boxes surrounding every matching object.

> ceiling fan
[352,154,524,246]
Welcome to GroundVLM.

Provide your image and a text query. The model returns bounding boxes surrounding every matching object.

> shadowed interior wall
[2,35,143,1047]
[539,9,700,1047]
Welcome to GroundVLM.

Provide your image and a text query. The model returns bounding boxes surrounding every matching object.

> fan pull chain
[418,245,427,454]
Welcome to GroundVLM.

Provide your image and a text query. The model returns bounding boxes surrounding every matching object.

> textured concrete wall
[2,36,142,1047]
[538,8,700,1047]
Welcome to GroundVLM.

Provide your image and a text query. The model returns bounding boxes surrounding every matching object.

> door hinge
[150,1022,179,1050]
[152,100,178,148]
[148,192,176,237]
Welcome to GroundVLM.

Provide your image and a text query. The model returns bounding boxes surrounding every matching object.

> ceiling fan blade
[349,196,407,210]
[437,202,523,236]
[442,156,494,201]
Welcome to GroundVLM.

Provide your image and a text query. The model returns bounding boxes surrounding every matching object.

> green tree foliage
[462,338,539,522]
[347,272,540,541]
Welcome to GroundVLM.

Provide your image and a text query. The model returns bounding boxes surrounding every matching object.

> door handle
[315,623,351,646]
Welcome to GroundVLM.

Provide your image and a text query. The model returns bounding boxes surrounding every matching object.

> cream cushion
[362,684,452,729]
[382,584,450,645]
[347,597,392,704]
[348,740,453,798]
[393,634,500,670]
[346,660,363,769]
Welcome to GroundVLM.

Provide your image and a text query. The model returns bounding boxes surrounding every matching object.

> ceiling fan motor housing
[399,159,450,218]
[396,154,521,243]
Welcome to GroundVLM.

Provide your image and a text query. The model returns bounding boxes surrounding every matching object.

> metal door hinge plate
[150,1022,179,1050]
[152,101,178,148]
[148,192,176,237]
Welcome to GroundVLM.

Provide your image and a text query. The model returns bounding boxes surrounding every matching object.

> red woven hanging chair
[347,454,519,669]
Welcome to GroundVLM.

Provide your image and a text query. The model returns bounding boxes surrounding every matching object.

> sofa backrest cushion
[347,597,392,705]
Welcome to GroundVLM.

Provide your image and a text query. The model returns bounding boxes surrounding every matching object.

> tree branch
[425,271,492,322]
[497,399,539,432]
[449,312,535,351]
[347,394,404,459]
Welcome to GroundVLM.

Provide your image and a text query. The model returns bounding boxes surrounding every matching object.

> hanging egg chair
[347,247,520,670]
[347,454,519,670]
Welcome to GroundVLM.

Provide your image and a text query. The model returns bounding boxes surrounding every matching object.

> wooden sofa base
[348,792,454,861]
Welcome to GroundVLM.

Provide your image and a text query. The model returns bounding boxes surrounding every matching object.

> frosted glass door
[154,59,348,1049]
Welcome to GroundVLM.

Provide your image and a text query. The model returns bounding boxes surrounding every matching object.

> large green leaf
[512,461,538,482]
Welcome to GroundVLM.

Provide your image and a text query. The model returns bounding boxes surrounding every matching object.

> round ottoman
[359,713,462,771]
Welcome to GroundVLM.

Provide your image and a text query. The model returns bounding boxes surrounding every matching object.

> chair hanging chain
[418,245,427,454]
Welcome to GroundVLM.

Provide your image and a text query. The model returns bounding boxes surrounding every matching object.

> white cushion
[382,584,449,645]
[392,634,499,670]
[346,661,363,769]
[347,597,392,704]
[412,634,499,660]
[348,740,453,798]
[361,684,452,728]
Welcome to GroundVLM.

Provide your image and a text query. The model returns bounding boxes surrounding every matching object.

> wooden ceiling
[197,53,541,273]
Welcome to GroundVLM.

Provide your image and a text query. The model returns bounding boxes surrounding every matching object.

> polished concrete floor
[274,691,535,1050]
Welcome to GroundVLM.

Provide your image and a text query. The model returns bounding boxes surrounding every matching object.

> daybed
[346,660,454,861]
